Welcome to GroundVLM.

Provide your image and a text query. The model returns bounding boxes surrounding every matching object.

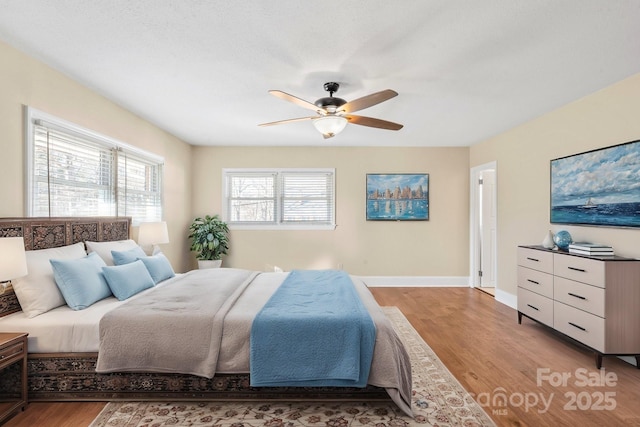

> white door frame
[469,161,497,288]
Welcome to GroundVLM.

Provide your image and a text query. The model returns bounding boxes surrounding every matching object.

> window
[26,107,163,225]
[223,169,335,230]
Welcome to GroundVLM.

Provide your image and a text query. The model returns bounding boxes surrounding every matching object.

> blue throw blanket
[250,269,376,387]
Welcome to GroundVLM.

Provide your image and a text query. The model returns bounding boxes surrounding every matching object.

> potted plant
[187,215,229,268]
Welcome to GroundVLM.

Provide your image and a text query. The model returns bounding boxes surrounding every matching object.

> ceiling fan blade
[258,116,315,127]
[339,89,398,113]
[268,90,321,112]
[345,114,404,131]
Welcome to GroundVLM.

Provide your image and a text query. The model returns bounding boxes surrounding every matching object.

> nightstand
[0,332,28,424]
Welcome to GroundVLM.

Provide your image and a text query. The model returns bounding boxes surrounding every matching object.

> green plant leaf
[188,214,229,260]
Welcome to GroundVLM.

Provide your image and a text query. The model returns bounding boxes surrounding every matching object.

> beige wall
[0,40,193,272]
[471,72,640,297]
[191,146,470,276]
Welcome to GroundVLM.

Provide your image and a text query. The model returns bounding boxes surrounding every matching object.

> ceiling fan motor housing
[314,96,347,109]
[315,82,346,110]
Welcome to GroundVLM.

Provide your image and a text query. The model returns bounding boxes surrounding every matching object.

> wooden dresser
[517,245,640,368]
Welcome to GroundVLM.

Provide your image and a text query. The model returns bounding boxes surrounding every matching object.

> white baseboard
[495,288,517,309]
[361,276,469,287]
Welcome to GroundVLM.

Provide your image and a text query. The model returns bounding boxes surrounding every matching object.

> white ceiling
[0,1,639,147]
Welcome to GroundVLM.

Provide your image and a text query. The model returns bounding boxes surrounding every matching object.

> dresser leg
[635,356,640,369]
[595,353,603,369]
[517,311,522,324]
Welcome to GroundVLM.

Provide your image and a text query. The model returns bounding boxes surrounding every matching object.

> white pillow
[85,239,138,266]
[12,242,86,318]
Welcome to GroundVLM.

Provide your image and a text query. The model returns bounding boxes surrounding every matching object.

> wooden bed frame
[0,217,388,402]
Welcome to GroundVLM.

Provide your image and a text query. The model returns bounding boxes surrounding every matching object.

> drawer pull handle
[568,292,586,300]
[526,304,539,311]
[568,266,586,273]
[527,279,540,285]
[0,350,19,359]
[526,257,540,262]
[568,322,586,332]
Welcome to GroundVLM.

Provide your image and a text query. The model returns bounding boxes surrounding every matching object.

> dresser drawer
[554,277,605,317]
[554,254,604,288]
[0,341,25,368]
[518,247,553,273]
[554,302,605,352]
[518,266,553,298]
[518,287,553,327]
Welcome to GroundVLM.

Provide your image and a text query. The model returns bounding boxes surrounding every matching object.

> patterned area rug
[89,307,496,426]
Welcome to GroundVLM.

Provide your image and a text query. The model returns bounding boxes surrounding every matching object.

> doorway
[470,162,497,295]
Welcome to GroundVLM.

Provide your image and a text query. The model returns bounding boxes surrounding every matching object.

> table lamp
[138,221,170,255]
[0,237,28,294]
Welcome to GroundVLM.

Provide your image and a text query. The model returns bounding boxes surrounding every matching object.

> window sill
[228,224,336,231]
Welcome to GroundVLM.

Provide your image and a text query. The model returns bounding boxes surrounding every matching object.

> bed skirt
[0,353,390,402]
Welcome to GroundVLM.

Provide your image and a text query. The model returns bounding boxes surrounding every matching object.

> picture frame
[366,173,429,221]
[550,139,640,228]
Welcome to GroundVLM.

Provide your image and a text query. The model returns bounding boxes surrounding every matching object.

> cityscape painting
[550,139,640,228]
[366,173,429,221]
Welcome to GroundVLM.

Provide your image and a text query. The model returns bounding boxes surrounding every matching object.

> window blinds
[32,124,115,217]
[227,173,276,223]
[281,171,334,224]
[116,149,163,220]
[224,169,335,228]
[29,112,163,225]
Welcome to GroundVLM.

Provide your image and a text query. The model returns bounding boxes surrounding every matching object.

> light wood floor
[4,287,640,426]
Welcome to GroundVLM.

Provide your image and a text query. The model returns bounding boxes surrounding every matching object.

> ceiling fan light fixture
[313,115,348,137]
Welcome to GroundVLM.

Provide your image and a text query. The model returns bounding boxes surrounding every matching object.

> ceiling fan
[258,82,403,139]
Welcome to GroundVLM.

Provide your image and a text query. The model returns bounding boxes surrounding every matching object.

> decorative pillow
[11,242,86,318]
[102,260,155,300]
[138,252,175,284]
[85,239,138,266]
[49,252,112,310]
[111,246,147,266]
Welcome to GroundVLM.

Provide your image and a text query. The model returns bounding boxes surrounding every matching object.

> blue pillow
[138,252,175,284]
[111,246,147,266]
[50,252,112,310]
[102,260,155,300]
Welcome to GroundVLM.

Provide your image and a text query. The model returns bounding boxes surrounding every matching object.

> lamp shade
[313,115,348,137]
[138,221,170,246]
[0,237,28,282]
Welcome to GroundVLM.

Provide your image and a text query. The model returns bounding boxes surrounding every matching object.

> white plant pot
[198,259,222,269]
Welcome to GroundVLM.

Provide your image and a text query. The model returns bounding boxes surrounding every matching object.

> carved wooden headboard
[0,217,131,316]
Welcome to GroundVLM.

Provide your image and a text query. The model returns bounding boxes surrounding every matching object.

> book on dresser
[568,242,614,256]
